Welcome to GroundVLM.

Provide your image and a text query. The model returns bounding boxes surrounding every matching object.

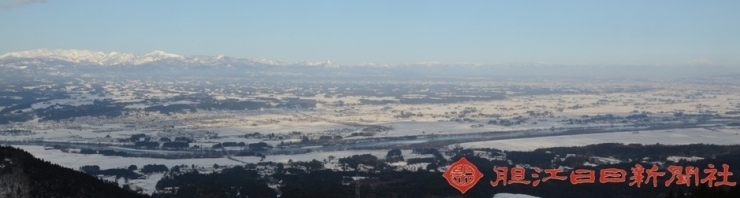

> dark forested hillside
[0,146,147,198]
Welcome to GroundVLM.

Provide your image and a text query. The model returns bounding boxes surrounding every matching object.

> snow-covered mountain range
[0,49,336,68]
[1,49,733,78]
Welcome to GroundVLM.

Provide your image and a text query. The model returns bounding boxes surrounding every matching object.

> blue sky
[1,0,738,66]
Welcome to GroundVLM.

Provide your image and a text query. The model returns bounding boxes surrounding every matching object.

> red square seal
[443,157,484,194]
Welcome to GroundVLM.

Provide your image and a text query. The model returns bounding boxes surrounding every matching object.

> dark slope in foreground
[0,146,147,198]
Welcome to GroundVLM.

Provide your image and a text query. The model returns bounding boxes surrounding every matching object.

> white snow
[459,128,740,151]
[0,49,302,67]
[666,156,704,163]
[127,173,164,195]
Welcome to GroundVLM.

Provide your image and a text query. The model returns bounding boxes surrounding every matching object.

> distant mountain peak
[0,49,354,68]
[0,49,287,67]
[294,59,338,67]
[144,50,183,59]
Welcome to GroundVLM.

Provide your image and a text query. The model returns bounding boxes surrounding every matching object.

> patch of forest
[0,146,147,198]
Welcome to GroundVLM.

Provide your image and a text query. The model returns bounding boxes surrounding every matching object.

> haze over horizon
[1,1,739,67]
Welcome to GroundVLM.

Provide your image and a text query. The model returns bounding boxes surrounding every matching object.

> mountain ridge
[0,49,486,68]
[1,49,736,79]
[2,49,724,69]
[0,49,296,67]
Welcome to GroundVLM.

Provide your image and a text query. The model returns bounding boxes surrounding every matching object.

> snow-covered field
[3,77,740,196]
[459,127,740,151]
[10,145,401,194]
[13,145,417,170]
